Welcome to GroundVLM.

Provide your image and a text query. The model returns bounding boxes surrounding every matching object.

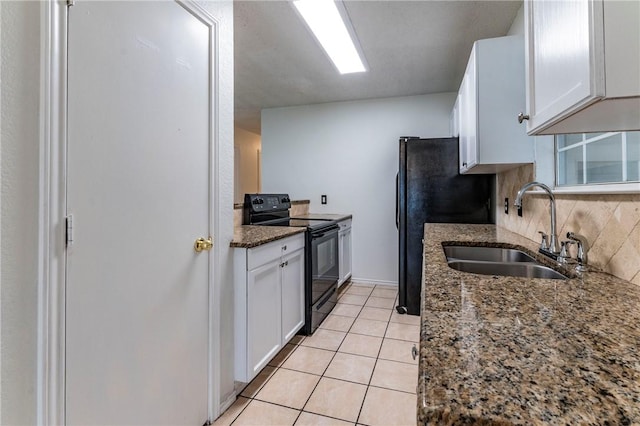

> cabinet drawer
[281,233,305,253]
[247,233,305,270]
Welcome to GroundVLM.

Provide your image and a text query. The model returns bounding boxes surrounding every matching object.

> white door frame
[37,1,222,423]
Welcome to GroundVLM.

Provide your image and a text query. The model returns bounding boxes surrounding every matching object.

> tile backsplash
[290,201,310,218]
[497,164,640,285]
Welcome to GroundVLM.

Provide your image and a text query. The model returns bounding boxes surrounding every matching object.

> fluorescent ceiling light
[293,0,367,74]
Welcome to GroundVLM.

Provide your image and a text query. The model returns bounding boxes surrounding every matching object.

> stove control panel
[244,193,291,212]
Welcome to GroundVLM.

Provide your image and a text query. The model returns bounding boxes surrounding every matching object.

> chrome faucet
[514,181,560,255]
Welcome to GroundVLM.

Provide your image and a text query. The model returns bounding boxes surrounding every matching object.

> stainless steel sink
[447,260,567,280]
[443,245,536,263]
[443,244,567,280]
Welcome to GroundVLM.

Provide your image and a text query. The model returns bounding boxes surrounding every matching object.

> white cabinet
[450,94,460,138]
[280,248,305,342]
[459,55,478,172]
[455,35,534,174]
[337,219,352,288]
[524,0,640,134]
[245,260,281,380]
[234,233,305,382]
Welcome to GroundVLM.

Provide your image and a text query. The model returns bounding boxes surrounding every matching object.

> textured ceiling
[234,1,522,134]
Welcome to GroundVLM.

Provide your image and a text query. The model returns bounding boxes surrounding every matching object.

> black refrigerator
[396,137,494,315]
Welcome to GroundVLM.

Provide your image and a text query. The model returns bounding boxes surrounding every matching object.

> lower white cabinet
[280,247,305,342]
[338,219,352,288]
[234,233,305,383]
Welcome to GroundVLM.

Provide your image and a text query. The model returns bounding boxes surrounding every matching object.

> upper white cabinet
[450,95,460,138]
[458,54,478,172]
[456,35,535,174]
[523,0,640,134]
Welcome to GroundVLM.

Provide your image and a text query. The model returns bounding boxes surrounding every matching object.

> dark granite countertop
[230,225,305,248]
[419,223,640,425]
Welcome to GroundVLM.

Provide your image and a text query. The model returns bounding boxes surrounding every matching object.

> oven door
[310,225,340,305]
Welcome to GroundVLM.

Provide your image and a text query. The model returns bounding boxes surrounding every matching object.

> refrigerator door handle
[395,172,399,229]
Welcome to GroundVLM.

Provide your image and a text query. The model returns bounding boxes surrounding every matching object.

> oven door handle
[311,225,339,240]
[395,172,399,230]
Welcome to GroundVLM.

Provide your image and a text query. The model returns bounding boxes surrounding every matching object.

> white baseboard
[217,390,237,420]
[350,277,398,287]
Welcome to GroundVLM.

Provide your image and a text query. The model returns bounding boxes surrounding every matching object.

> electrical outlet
[321,194,327,205]
[504,198,509,214]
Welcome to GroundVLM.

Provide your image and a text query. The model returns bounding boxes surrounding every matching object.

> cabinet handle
[517,112,530,123]
[411,345,418,360]
[462,162,467,167]
[282,245,287,251]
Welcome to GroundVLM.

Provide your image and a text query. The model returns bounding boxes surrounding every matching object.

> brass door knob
[194,237,213,252]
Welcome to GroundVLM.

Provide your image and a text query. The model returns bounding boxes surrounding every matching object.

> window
[556,131,640,188]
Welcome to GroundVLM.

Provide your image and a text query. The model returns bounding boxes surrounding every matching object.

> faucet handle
[567,232,589,270]
[558,240,576,263]
[538,231,549,251]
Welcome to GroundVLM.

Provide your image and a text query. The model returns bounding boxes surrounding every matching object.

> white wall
[0,1,235,422]
[1,4,3,421]
[507,4,524,36]
[1,2,40,423]
[262,93,456,285]
[234,127,261,203]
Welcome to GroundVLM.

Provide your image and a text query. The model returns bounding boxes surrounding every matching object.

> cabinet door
[247,259,282,378]
[459,50,478,172]
[280,249,305,343]
[342,228,352,281]
[450,95,460,138]
[525,0,604,133]
[338,232,345,286]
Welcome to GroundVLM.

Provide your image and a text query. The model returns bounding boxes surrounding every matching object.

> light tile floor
[214,282,420,426]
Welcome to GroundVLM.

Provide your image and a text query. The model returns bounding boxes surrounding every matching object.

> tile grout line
[228,284,356,426]
[298,282,378,424]
[291,281,360,425]
[228,283,408,425]
[291,336,343,424]
[229,321,308,424]
[337,282,380,425]
[354,289,395,426]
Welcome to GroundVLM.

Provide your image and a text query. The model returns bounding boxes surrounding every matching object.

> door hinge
[67,0,75,7]
[66,214,74,247]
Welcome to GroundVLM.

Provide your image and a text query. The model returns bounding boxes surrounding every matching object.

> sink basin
[443,245,536,263]
[447,260,567,280]
[443,244,567,280]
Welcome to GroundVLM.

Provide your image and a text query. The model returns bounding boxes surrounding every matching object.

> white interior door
[66,2,212,424]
